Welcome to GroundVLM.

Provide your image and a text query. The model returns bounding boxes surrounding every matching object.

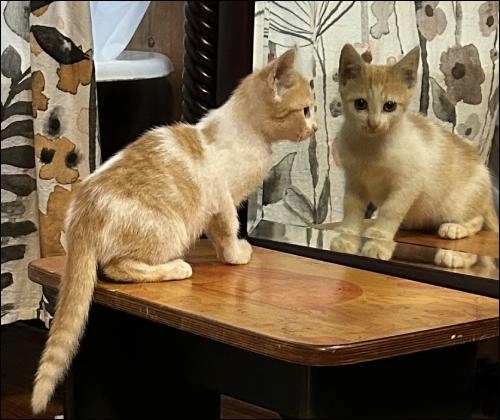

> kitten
[31,47,317,414]
[330,44,498,265]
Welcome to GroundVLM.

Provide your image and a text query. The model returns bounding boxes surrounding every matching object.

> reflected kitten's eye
[303,107,310,117]
[383,101,397,112]
[354,98,367,110]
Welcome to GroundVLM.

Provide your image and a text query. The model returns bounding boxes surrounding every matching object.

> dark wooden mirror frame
[181,1,498,299]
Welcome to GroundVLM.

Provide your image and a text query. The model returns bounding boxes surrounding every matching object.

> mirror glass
[248,2,499,290]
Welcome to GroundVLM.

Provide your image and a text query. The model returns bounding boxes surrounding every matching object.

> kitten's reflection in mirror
[361,237,397,261]
[249,220,499,280]
[434,248,478,269]
[329,231,395,261]
[330,231,489,271]
[330,44,499,267]
[395,242,498,278]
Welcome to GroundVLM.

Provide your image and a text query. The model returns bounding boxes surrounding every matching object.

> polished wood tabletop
[28,240,498,366]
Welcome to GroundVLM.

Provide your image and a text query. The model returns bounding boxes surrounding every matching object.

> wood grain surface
[28,240,498,366]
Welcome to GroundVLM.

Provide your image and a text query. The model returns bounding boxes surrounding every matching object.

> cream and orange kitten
[31,47,317,414]
[330,44,498,265]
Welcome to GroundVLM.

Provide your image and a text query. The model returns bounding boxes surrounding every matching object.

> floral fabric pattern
[479,1,498,36]
[440,44,486,105]
[456,113,481,141]
[416,1,447,41]
[1,1,99,325]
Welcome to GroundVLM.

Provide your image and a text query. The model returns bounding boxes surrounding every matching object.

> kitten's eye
[303,107,310,117]
[383,101,397,112]
[354,98,367,110]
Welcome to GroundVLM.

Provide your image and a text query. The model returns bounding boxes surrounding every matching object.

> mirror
[181,1,499,298]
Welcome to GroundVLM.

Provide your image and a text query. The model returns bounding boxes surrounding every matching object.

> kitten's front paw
[330,233,361,255]
[438,223,469,239]
[221,239,252,265]
[363,227,393,240]
[361,239,395,261]
[434,249,477,268]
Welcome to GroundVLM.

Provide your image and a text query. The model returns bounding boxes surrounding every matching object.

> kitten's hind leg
[103,258,192,283]
[438,216,483,239]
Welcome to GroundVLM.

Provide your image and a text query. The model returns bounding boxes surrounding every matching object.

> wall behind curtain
[251,1,499,246]
[1,0,99,325]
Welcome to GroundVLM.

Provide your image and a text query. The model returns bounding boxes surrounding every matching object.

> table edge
[28,259,499,366]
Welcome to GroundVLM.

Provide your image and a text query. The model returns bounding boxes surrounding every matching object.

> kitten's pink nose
[367,117,381,130]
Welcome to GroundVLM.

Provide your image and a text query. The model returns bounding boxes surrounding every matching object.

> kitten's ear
[339,44,363,86]
[267,46,297,100]
[393,46,420,88]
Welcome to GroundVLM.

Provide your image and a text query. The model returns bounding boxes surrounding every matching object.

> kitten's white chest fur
[197,105,272,210]
[339,116,438,205]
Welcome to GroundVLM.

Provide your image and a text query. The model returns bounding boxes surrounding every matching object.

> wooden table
[28,240,499,419]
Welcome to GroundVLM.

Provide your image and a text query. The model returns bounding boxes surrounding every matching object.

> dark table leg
[65,304,478,419]
[64,304,220,419]
[181,330,477,419]
[300,343,476,419]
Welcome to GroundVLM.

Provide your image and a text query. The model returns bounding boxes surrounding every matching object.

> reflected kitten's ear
[392,46,420,88]
[267,46,297,100]
[339,44,363,86]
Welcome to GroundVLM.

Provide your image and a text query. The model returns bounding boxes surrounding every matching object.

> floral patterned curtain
[1,1,99,325]
[250,1,499,247]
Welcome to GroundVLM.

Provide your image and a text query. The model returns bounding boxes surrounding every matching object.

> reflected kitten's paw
[330,234,361,255]
[222,239,252,265]
[361,239,396,260]
[434,249,478,268]
[363,226,393,240]
[438,223,469,239]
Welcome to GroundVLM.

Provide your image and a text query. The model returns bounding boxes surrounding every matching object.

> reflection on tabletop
[249,220,499,281]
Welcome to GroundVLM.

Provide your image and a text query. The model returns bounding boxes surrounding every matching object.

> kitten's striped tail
[31,238,98,415]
